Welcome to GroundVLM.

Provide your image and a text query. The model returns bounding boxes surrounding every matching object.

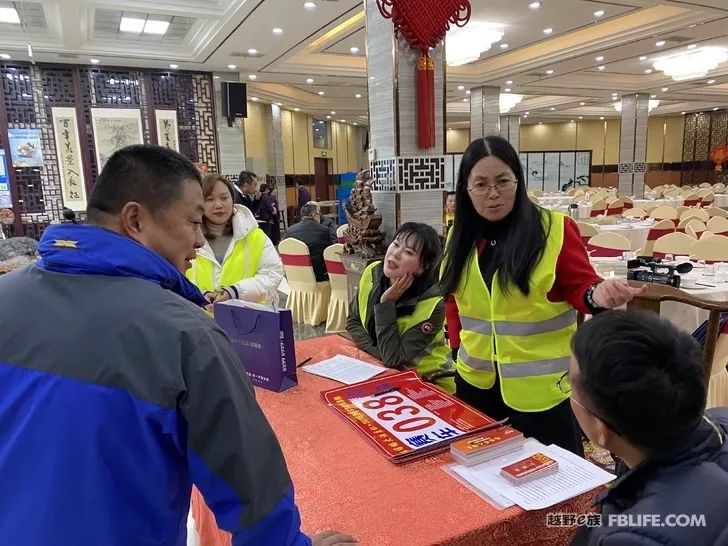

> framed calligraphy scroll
[51,107,87,211]
[155,109,179,152]
[90,108,144,171]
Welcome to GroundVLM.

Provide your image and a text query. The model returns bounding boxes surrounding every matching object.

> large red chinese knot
[377,0,471,149]
[709,144,728,173]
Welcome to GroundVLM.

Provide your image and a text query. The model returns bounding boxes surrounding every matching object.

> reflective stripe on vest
[358,261,454,393]
[451,211,575,412]
[186,228,266,294]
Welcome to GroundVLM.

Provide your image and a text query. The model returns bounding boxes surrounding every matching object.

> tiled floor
[279,291,329,341]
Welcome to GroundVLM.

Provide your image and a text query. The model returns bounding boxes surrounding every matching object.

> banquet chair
[606,199,624,216]
[530,189,544,198]
[685,219,707,240]
[336,224,348,244]
[652,232,696,259]
[642,219,676,256]
[590,200,607,217]
[586,232,631,257]
[707,216,728,236]
[683,193,701,207]
[622,207,647,219]
[699,183,712,189]
[641,201,659,213]
[323,243,348,333]
[700,231,715,240]
[576,222,599,245]
[680,208,710,223]
[701,193,715,208]
[649,205,679,223]
[713,183,726,194]
[279,238,331,326]
[689,235,728,264]
[620,196,634,209]
[707,207,728,219]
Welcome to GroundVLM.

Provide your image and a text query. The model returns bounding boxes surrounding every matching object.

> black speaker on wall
[221,81,247,119]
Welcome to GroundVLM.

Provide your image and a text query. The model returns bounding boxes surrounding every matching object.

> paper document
[303,355,387,384]
[447,440,614,510]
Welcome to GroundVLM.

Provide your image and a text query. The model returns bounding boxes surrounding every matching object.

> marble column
[500,114,520,151]
[618,93,649,198]
[470,86,501,139]
[267,104,286,214]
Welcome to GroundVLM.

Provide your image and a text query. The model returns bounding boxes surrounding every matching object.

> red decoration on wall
[377,0,471,149]
[709,144,728,173]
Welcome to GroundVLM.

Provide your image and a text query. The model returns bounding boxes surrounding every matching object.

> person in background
[284,201,336,282]
[440,136,645,454]
[347,223,455,393]
[267,184,282,245]
[257,183,277,240]
[236,170,261,214]
[0,144,356,546]
[187,174,283,305]
[444,191,456,235]
[568,310,728,545]
[297,179,311,214]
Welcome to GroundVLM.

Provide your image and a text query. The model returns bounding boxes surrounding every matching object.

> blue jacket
[0,225,310,546]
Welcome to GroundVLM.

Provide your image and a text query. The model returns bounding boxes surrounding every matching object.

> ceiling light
[644,69,653,74]
[506,80,513,84]
[529,2,540,8]
[120,17,145,33]
[465,89,471,95]
[656,40,666,47]
[248,48,259,55]
[143,20,170,35]
[306,78,314,84]
[681,111,686,114]
[550,107,555,111]
[614,99,659,112]
[713,107,719,111]
[276,102,283,106]
[213,76,220,79]
[600,116,604,120]
[594,10,605,17]
[341,119,346,122]
[597,65,605,71]
[350,47,359,53]
[457,85,465,90]
[251,97,259,102]
[446,21,504,66]
[500,43,509,49]
[707,79,716,84]
[294,107,300,111]
[330,111,336,114]
[249,74,258,80]
[661,87,669,91]
[318,91,325,95]
[570,119,575,122]
[319,120,324,124]
[304,1,316,8]
[273,28,283,34]
[504,88,511,92]
[355,93,362,98]
[0,7,20,24]
[580,102,586,106]
[89,58,99,64]
[650,94,657,98]
[546,69,554,75]
[463,98,469,102]
[595,56,604,61]
[525,111,530,115]
[579,116,583,119]
[353,122,358,125]
[326,115,331,119]
[653,47,727,81]
[688,44,697,50]
[543,28,553,35]
[227,64,236,70]
[169,64,178,69]
[538,122,543,125]
[639,56,648,61]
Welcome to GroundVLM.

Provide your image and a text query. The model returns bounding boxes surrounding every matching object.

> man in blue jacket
[567,310,728,545]
[0,145,356,546]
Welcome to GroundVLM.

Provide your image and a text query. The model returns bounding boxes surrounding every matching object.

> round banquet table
[191,336,597,546]
[632,197,683,210]
[536,195,574,207]
[714,194,728,208]
[593,224,651,252]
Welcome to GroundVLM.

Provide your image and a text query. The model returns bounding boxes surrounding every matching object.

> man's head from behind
[86,145,205,273]
[570,310,706,464]
[238,170,258,194]
[300,201,320,221]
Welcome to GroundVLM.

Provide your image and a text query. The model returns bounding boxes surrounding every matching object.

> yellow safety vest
[359,262,455,393]
[453,212,575,412]
[186,228,267,294]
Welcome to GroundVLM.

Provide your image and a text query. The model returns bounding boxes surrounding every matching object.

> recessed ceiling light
[505,88,511,92]
[355,93,362,98]
[549,107,555,111]
[318,91,325,95]
[227,64,236,70]
[251,97,259,102]
[644,69,653,74]
[248,74,257,80]
[326,115,331,119]
[650,94,657,98]
[579,116,583,119]
[600,116,604,119]
[463,98,469,102]
[687,44,697,49]
[120,17,145,33]
[89,58,99,64]
[570,119,575,122]
[594,10,605,17]
[276,102,283,106]
[341,119,346,122]
[714,107,719,111]
[580,102,586,106]
[500,43,509,49]
[597,65,605,71]
[248,48,259,55]
[661,87,669,92]
[306,78,314,84]
[457,85,465,90]
[330,111,336,114]
[169,64,178,69]
[353,122,358,125]
[350,47,359,53]
[0,7,20,24]
[538,122,543,125]
[370,76,375,80]
[213,75,220,79]
[143,20,170,35]
[304,1,316,8]
[595,56,604,62]
[639,55,647,61]
[273,28,283,34]
[655,40,666,47]
[465,90,471,95]
[707,79,716,84]
[546,69,554,75]
[529,2,540,8]
[319,120,324,124]
[543,28,553,35]
[506,80,513,84]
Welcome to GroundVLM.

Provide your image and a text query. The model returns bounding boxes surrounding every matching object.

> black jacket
[284,218,336,282]
[572,408,728,545]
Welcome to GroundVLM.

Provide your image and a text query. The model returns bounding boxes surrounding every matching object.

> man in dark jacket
[568,310,728,546]
[297,180,311,213]
[235,169,262,214]
[285,201,336,282]
[0,145,355,546]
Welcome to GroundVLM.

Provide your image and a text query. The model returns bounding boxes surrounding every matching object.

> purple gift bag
[214,300,298,392]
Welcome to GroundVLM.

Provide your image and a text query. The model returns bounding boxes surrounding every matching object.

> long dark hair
[440,136,550,297]
[387,222,442,299]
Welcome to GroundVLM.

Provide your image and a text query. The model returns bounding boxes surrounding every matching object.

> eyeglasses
[467,179,517,196]
[557,371,622,435]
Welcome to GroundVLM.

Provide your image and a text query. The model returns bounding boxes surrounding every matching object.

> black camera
[626,256,693,288]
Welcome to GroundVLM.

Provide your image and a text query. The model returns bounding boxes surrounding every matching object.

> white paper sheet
[448,440,614,510]
[302,355,387,384]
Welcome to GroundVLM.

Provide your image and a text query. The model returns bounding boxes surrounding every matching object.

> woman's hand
[380,274,413,304]
[203,291,217,305]
[592,278,648,309]
[212,289,231,303]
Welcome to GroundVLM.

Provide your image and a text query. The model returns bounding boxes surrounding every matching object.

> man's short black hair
[446,191,456,197]
[238,170,257,187]
[572,310,706,452]
[86,145,201,223]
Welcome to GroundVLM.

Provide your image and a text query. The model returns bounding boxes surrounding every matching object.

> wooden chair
[707,216,728,236]
[690,235,728,263]
[679,208,710,223]
[623,207,647,219]
[643,219,676,256]
[649,205,679,222]
[576,222,599,245]
[279,238,331,326]
[707,207,728,219]
[323,243,348,333]
[652,232,696,259]
[586,232,631,257]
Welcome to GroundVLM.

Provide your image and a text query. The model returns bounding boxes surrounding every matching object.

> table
[536,195,574,207]
[541,204,592,219]
[191,336,596,546]
[714,194,728,208]
[594,224,651,252]
[632,197,683,210]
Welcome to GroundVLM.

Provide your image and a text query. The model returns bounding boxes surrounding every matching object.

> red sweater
[445,217,601,349]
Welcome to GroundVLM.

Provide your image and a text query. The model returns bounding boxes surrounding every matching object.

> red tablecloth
[192,336,596,546]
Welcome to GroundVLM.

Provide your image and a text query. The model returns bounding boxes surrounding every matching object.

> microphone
[675,262,693,274]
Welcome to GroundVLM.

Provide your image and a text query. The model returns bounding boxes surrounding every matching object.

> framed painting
[155,109,179,151]
[90,108,144,171]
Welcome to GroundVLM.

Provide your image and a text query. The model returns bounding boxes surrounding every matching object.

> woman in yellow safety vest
[347,222,455,393]
[187,174,283,306]
[440,136,646,454]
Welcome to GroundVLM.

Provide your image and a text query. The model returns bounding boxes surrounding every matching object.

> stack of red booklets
[322,370,504,464]
[499,452,559,485]
[449,425,525,466]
